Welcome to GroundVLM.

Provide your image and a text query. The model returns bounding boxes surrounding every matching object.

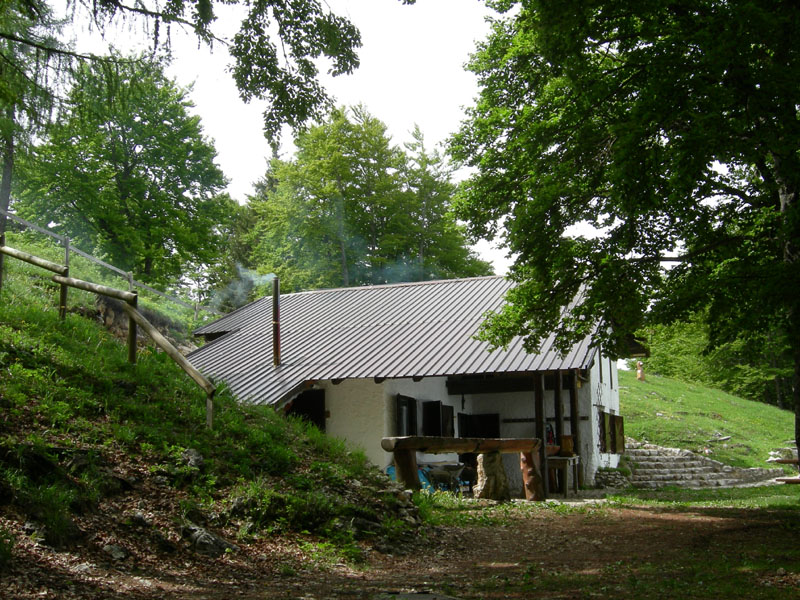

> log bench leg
[393,448,420,491]
[520,451,545,501]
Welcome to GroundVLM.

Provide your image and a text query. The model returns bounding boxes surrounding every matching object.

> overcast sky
[71,0,512,272]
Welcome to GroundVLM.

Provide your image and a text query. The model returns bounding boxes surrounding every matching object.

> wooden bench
[381,436,545,500]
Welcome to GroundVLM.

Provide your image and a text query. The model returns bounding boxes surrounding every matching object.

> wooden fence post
[59,237,69,320]
[206,390,214,429]
[51,275,216,429]
[127,274,137,364]
[0,231,5,294]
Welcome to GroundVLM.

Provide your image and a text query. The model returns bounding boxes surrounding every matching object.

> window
[422,401,454,437]
[458,412,500,438]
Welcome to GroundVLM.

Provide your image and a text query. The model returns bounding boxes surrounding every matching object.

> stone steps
[623,440,783,489]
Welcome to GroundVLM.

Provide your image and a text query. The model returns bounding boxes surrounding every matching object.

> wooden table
[381,436,545,500]
[547,455,580,497]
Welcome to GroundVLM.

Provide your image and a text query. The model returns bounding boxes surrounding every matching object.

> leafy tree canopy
[639,313,792,409]
[13,56,230,285]
[246,106,492,295]
[452,0,800,449]
[0,0,68,233]
[452,0,800,365]
[2,0,414,145]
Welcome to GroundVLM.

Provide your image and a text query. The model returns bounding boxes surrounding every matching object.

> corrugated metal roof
[189,276,597,405]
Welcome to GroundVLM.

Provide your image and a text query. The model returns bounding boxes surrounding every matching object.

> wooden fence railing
[0,240,216,428]
[0,208,224,317]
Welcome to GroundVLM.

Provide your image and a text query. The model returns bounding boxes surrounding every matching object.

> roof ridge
[284,275,506,298]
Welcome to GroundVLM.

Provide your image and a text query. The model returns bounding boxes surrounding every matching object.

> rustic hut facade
[189,276,623,495]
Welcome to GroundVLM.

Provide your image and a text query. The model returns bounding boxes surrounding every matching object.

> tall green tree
[403,126,490,281]
[249,106,408,290]
[14,57,229,284]
[450,1,800,450]
[0,0,66,235]
[249,107,491,292]
[0,0,413,238]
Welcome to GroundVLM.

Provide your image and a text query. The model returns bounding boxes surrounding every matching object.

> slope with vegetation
[0,251,419,594]
[619,369,795,471]
[2,250,800,599]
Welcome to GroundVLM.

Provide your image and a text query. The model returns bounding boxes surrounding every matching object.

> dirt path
[3,500,800,599]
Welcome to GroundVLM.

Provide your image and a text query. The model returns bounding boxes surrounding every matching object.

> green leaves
[228,0,362,144]
[13,55,229,285]
[246,107,492,292]
[452,0,800,363]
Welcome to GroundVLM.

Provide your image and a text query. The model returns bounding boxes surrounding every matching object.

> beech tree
[450,1,800,450]
[249,107,492,292]
[1,0,414,236]
[14,57,229,284]
[403,125,491,281]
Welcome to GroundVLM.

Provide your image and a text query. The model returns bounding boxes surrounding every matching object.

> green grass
[2,230,213,333]
[0,252,408,560]
[413,490,605,527]
[619,369,795,469]
[610,484,800,510]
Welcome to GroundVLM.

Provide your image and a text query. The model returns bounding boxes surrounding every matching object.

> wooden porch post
[554,369,564,444]
[534,372,548,497]
[569,369,583,487]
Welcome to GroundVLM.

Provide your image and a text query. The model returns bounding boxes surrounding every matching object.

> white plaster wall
[581,353,620,484]
[320,379,386,468]
[311,359,620,492]
[384,377,460,466]
[320,376,465,469]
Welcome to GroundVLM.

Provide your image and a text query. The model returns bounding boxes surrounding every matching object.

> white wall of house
[581,353,621,483]
[311,354,620,493]
[384,377,457,467]
[320,378,386,467]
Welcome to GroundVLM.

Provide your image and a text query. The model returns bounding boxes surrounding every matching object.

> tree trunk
[774,161,800,469]
[0,105,14,291]
[335,192,349,287]
[143,255,154,278]
[792,342,800,470]
[1,105,14,236]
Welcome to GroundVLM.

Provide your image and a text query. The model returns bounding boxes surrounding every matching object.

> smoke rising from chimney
[210,265,276,311]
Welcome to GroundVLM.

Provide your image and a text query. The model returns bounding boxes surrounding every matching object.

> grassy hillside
[619,369,795,470]
[1,230,212,334]
[0,244,416,581]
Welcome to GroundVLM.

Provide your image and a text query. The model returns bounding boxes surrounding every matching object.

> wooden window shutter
[613,415,625,453]
[396,395,417,436]
[604,412,613,452]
